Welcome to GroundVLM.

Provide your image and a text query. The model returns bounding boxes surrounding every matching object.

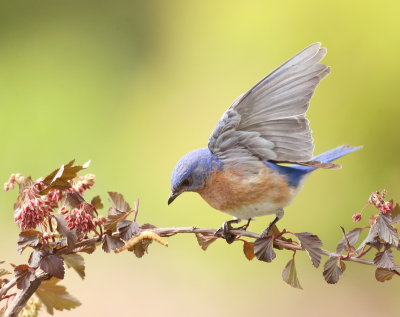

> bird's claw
[214,219,240,244]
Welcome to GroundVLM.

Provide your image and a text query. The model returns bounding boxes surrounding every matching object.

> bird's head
[168,148,218,205]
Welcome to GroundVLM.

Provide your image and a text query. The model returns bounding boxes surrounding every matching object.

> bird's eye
[181,178,192,187]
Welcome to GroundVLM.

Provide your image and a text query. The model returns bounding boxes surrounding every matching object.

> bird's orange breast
[197,166,291,212]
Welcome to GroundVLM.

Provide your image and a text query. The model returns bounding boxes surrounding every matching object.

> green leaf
[35,278,81,315]
[62,254,85,280]
[282,257,302,289]
[294,232,322,268]
[195,233,218,251]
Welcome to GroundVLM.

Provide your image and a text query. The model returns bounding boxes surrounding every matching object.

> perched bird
[168,43,361,243]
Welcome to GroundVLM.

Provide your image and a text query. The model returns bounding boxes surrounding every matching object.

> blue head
[168,148,220,204]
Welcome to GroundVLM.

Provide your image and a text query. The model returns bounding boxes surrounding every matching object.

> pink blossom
[64,202,96,234]
[352,213,362,222]
[4,173,24,191]
[71,174,95,194]
[14,197,52,230]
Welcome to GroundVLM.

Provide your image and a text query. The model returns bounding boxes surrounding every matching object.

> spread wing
[208,43,330,167]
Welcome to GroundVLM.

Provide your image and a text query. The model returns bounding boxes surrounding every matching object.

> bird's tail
[294,145,362,173]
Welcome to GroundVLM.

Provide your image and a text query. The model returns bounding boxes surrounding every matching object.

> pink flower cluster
[72,174,95,194]
[13,183,63,230]
[4,173,24,191]
[64,202,96,234]
[368,190,393,214]
[352,212,362,222]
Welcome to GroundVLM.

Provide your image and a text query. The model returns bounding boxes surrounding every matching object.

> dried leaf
[336,228,362,253]
[243,241,255,260]
[15,264,35,290]
[282,258,302,289]
[36,278,81,315]
[117,220,140,241]
[40,255,65,279]
[254,236,276,263]
[62,254,85,280]
[54,214,77,251]
[195,233,218,251]
[374,248,394,269]
[17,230,42,254]
[102,235,125,253]
[294,232,322,268]
[91,195,103,210]
[375,268,396,282]
[41,160,86,194]
[115,231,168,253]
[323,256,345,284]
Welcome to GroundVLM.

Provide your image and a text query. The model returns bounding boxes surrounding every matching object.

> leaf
[102,235,125,253]
[254,236,276,263]
[375,268,396,282]
[108,192,131,214]
[391,203,400,223]
[17,230,42,254]
[374,248,394,269]
[195,233,218,251]
[323,257,345,284]
[115,231,168,253]
[14,264,35,290]
[54,214,77,251]
[40,255,65,279]
[0,268,11,277]
[243,241,255,260]
[28,249,48,268]
[104,210,132,232]
[91,195,103,210]
[62,254,85,280]
[41,160,87,194]
[74,241,97,254]
[282,257,302,289]
[36,278,81,315]
[117,220,140,241]
[376,214,399,246]
[64,192,85,209]
[294,232,322,268]
[131,239,152,258]
[336,228,363,253]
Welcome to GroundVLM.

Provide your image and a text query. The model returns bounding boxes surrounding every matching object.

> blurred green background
[0,0,399,316]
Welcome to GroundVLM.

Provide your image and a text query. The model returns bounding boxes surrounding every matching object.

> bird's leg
[215,218,240,244]
[237,218,252,231]
[260,209,284,238]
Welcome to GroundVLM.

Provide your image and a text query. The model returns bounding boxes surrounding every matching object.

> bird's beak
[168,192,179,205]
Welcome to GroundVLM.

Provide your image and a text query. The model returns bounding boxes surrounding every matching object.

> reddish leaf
[243,241,255,260]
[40,255,65,279]
[195,233,218,251]
[91,195,103,210]
[282,257,302,289]
[17,230,42,254]
[14,264,35,290]
[117,220,140,241]
[28,249,48,268]
[254,236,276,263]
[62,254,85,280]
[74,241,96,254]
[108,192,131,213]
[54,214,77,250]
[323,257,346,284]
[102,235,124,253]
[336,228,362,253]
[375,268,396,282]
[131,239,152,258]
[294,232,322,268]
[374,248,394,269]
[64,192,85,209]
[36,278,81,314]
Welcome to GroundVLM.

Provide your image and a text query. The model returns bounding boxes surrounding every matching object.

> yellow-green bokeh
[0,1,399,316]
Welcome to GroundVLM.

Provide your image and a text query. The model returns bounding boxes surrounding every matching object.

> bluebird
[168,43,361,243]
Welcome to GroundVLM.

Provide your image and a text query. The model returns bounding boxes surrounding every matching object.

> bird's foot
[236,218,252,231]
[214,219,240,244]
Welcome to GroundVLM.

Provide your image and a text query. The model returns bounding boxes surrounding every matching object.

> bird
[168,43,361,243]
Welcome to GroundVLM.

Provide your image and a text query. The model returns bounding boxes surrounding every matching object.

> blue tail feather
[265,145,362,187]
